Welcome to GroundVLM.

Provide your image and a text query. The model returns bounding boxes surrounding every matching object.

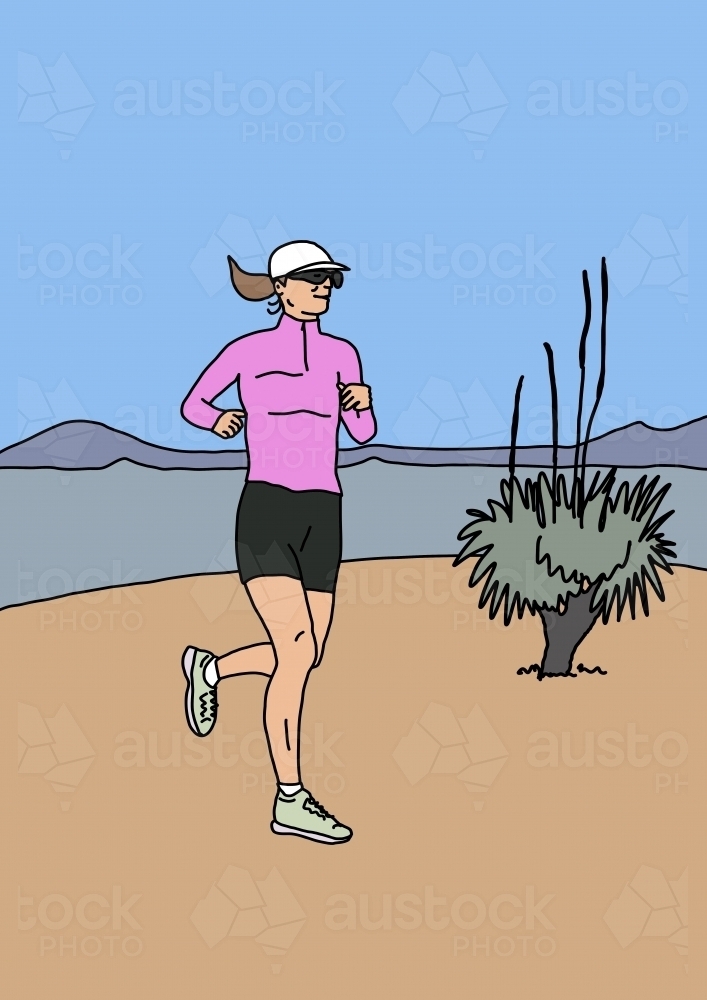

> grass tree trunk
[537,584,601,677]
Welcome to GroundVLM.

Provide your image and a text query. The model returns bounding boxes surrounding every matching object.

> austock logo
[18,52,95,158]
[190,214,288,297]
[17,377,88,442]
[189,540,245,622]
[191,866,305,974]
[17,703,95,811]
[608,215,687,316]
[18,885,143,958]
[18,234,144,307]
[526,73,687,121]
[526,725,688,772]
[325,884,557,957]
[393,377,507,448]
[604,866,687,967]
[393,51,508,158]
[113,71,345,144]
[393,703,508,808]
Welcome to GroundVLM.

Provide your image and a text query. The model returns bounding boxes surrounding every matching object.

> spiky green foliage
[455,470,676,626]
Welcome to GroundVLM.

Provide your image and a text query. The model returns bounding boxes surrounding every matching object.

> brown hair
[227,255,276,301]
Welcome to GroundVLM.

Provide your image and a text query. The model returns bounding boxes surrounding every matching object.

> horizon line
[3,412,705,460]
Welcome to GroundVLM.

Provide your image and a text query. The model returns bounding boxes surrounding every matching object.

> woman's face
[274,274,333,320]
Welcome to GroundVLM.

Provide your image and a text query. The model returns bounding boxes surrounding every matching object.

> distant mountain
[1,417,706,471]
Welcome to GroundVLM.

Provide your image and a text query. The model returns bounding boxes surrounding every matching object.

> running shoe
[182,646,218,737]
[271,788,353,844]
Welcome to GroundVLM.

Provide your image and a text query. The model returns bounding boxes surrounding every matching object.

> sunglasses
[289,269,344,288]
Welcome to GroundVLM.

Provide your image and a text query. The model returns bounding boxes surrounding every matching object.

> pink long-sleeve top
[181,313,376,493]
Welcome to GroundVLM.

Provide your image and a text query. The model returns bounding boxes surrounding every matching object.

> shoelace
[198,688,218,722]
[304,795,338,824]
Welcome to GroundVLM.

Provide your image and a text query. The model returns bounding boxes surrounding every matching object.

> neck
[282,312,318,326]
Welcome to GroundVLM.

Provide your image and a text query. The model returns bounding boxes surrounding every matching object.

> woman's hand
[337,382,371,412]
[212,409,245,438]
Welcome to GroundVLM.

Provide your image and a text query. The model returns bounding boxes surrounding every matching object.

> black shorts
[236,481,342,593]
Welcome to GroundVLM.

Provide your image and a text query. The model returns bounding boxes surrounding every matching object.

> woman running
[180,240,376,844]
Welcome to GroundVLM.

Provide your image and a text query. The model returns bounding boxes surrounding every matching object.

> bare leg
[216,642,275,678]
[307,590,335,665]
[215,589,334,677]
[245,576,317,784]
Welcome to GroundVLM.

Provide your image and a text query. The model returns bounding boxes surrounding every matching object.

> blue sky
[4,0,699,450]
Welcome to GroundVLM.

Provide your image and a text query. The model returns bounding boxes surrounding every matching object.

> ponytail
[227,255,275,301]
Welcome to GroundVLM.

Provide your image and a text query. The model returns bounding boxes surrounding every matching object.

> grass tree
[454,259,676,679]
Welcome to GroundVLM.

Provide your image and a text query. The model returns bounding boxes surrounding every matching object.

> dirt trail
[5,559,699,999]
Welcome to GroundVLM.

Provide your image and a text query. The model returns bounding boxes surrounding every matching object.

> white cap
[268,240,350,279]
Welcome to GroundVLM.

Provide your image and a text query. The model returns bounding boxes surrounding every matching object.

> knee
[281,629,316,672]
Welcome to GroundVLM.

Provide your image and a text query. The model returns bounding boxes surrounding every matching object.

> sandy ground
[4,558,699,999]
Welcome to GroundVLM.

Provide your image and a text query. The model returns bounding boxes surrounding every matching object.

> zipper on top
[301,322,309,371]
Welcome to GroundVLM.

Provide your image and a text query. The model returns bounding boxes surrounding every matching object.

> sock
[279,782,302,796]
[204,656,219,687]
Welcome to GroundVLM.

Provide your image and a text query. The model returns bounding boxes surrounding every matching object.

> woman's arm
[337,343,376,444]
[181,340,242,430]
